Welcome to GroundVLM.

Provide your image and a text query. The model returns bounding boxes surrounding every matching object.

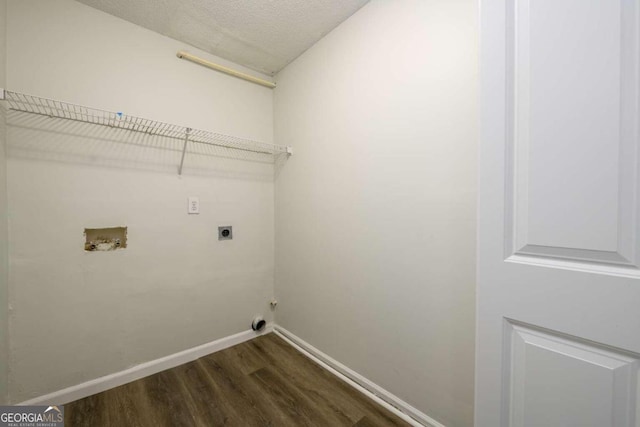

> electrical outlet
[218,226,232,240]
[188,197,200,214]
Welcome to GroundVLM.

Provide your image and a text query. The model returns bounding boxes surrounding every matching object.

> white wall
[274,1,477,426]
[6,0,275,403]
[0,0,8,405]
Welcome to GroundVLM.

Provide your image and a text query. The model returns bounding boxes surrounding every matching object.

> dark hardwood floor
[65,333,411,426]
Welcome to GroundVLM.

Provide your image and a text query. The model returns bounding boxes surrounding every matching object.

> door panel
[504,0,640,273]
[478,0,640,425]
[505,321,640,427]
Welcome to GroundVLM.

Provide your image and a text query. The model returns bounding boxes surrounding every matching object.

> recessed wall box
[84,227,127,251]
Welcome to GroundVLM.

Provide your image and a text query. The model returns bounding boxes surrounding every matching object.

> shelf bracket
[178,128,191,175]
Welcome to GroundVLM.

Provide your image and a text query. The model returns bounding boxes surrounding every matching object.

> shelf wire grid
[2,90,288,157]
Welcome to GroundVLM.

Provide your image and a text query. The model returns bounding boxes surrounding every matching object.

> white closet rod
[176,51,277,89]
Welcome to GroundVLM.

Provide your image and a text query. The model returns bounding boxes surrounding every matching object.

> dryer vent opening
[252,317,266,331]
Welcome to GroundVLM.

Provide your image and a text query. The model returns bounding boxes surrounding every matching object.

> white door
[477,0,640,426]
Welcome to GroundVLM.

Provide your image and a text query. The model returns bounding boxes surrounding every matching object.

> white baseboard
[19,324,273,406]
[273,326,445,427]
[20,323,445,427]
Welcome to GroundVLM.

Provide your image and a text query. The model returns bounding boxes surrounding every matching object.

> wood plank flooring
[64,333,411,426]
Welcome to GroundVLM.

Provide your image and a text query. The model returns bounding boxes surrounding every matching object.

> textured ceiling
[76,0,370,75]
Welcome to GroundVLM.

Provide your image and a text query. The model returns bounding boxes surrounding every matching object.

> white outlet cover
[188,197,200,214]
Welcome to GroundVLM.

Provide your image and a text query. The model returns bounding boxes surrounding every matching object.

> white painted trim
[19,325,273,406]
[19,323,444,427]
[272,326,445,427]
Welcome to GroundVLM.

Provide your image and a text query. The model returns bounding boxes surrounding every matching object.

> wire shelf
[1,89,290,173]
